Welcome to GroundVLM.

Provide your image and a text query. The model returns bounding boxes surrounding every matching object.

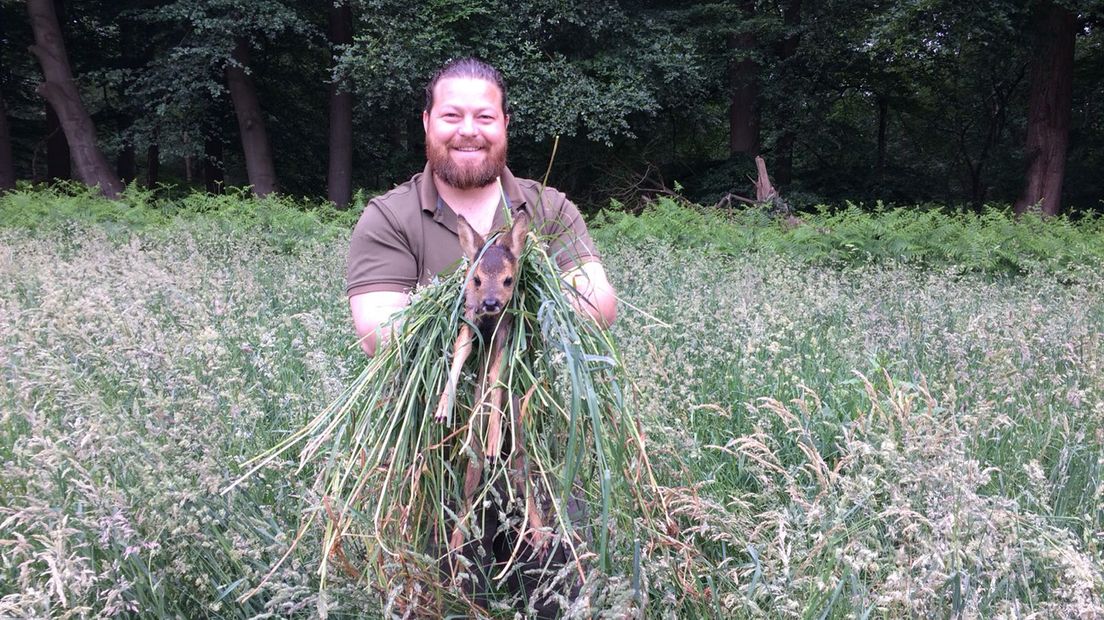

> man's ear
[504,210,530,258]
[422,109,429,134]
[457,215,485,262]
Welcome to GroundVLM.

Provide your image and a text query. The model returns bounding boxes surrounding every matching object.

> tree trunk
[1014,1,1076,216]
[204,133,224,194]
[327,1,354,208]
[27,0,123,197]
[0,94,15,189]
[44,0,69,182]
[146,141,159,188]
[45,102,70,180]
[773,0,801,185]
[225,38,277,197]
[876,96,888,182]
[728,1,760,157]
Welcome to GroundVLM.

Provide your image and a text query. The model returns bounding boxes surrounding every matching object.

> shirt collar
[418,163,529,233]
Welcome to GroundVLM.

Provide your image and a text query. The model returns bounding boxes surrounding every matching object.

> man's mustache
[448,139,487,149]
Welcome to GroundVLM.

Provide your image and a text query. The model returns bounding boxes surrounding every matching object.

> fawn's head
[457,211,530,318]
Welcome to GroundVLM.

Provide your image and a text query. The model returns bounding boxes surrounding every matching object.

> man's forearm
[350,291,411,357]
[564,262,617,328]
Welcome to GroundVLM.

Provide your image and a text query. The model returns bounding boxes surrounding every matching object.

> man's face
[423,77,509,190]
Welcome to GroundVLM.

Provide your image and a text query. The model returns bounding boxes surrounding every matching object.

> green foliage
[339,0,706,153]
[6,0,1104,209]
[0,182,170,230]
[0,183,359,252]
[7,186,1104,277]
[593,197,1104,277]
[239,239,661,615]
[130,0,322,149]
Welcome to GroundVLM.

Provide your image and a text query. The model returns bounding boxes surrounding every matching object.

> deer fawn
[434,210,549,558]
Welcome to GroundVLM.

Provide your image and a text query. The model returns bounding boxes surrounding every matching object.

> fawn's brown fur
[433,210,549,560]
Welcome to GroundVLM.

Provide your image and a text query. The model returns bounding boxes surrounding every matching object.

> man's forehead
[432,77,503,109]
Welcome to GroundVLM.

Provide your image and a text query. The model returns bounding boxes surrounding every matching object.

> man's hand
[349,291,410,356]
[562,261,617,328]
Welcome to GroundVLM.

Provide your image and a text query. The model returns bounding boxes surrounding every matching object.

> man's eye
[503,277,513,287]
[473,276,482,287]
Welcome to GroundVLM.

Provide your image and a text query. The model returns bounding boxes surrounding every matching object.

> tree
[225,37,277,196]
[26,0,122,197]
[0,94,14,189]
[728,0,760,157]
[44,92,69,180]
[327,0,354,208]
[132,0,319,195]
[1015,0,1078,216]
[5,0,1104,210]
[338,0,709,199]
[771,0,801,185]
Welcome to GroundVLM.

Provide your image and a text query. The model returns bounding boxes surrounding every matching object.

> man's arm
[563,260,617,328]
[352,262,613,357]
[349,290,411,356]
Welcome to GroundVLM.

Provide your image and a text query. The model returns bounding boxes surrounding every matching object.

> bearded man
[344,57,615,617]
[346,57,617,356]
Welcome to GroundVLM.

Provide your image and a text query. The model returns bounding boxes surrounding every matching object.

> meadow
[1,190,1102,618]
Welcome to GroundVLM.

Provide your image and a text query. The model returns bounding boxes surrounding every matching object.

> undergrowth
[4,186,1104,277]
[592,197,1104,278]
[0,182,359,253]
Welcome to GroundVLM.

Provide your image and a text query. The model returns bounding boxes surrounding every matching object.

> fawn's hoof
[433,396,450,423]
[528,529,551,558]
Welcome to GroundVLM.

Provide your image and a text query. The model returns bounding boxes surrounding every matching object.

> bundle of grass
[230,221,672,617]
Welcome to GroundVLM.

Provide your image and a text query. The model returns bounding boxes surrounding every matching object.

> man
[346,57,617,356]
[345,57,615,616]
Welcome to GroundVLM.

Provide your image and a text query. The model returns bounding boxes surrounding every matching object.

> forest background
[2,0,1103,215]
[4,1,1104,617]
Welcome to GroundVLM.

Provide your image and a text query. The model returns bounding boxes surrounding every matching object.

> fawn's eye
[503,277,513,287]
[473,276,482,287]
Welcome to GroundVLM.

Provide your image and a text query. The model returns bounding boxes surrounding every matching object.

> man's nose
[458,114,476,136]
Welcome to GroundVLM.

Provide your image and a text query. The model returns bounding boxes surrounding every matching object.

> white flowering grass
[0,223,370,617]
[607,242,1103,617]
[1,219,1101,617]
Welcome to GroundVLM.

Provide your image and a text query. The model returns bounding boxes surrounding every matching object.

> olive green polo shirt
[346,164,600,297]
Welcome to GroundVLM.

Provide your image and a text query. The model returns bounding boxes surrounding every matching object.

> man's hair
[424,57,509,115]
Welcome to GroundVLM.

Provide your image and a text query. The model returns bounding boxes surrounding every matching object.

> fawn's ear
[457,215,485,262]
[503,210,530,258]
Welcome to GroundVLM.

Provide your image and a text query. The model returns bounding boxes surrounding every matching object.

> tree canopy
[2,0,1102,212]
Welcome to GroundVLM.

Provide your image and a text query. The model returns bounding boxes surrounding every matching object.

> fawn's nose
[481,299,502,314]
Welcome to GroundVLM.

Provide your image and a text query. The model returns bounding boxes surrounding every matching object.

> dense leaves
[2,0,1103,209]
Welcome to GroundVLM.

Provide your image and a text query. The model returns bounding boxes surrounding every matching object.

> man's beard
[426,137,507,190]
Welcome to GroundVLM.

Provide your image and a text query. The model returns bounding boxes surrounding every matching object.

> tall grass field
[1,187,1102,618]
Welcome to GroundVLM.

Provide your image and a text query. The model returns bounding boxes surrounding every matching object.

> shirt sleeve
[346,200,418,296]
[536,188,601,272]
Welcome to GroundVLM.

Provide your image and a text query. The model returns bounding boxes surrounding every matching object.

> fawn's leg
[449,324,488,557]
[435,323,474,423]
[449,391,486,556]
[482,319,510,460]
[507,403,548,554]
